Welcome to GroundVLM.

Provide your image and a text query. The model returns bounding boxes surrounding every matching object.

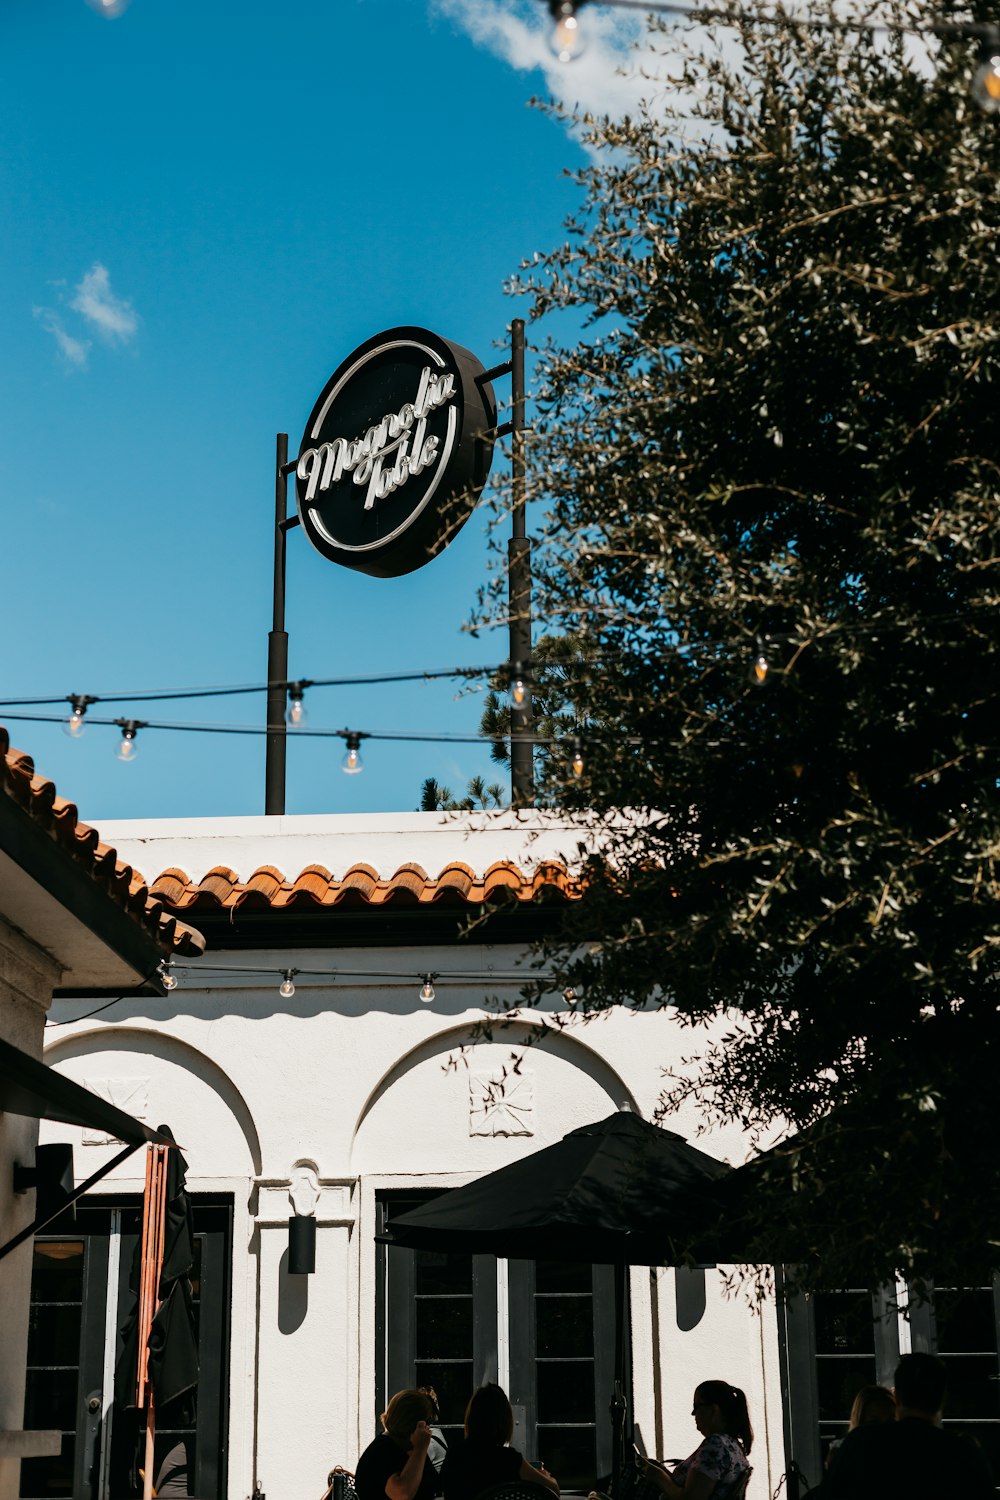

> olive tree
[482,0,1000,1287]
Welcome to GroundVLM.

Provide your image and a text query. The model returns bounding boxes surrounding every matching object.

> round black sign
[295,326,498,578]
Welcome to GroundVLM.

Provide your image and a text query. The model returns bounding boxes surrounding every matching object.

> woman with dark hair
[644,1382,752,1499]
[440,1384,559,1500]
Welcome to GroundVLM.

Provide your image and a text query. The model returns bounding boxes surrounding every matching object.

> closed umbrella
[114,1129,198,1500]
[379,1106,732,1495]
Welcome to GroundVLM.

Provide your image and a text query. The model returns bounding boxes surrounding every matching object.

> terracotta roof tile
[142,857,581,915]
[0,728,205,959]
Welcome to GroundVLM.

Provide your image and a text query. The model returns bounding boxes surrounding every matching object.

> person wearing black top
[824,1353,993,1500]
[356,1389,441,1500]
[441,1384,559,1500]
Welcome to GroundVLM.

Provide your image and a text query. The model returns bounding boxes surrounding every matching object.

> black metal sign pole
[265,324,503,814]
[265,433,290,815]
[508,318,534,808]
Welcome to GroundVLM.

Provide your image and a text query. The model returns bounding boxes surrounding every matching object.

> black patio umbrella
[379,1106,733,1495]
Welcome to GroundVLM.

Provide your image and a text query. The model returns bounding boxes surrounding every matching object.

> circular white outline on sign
[302,338,459,555]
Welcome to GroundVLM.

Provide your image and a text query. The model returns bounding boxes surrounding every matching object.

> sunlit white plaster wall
[43,814,784,1500]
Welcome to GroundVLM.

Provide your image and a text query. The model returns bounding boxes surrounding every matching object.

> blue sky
[0,0,650,823]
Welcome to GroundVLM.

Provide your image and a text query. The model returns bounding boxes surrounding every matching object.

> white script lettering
[297,366,456,510]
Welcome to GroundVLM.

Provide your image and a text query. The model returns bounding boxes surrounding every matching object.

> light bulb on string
[115,720,144,762]
[971,30,1000,111]
[64,694,95,739]
[278,970,297,999]
[419,974,436,1004]
[548,0,586,62]
[509,662,528,707]
[159,961,178,993]
[751,640,770,686]
[570,736,585,778]
[287,681,309,727]
[341,732,364,775]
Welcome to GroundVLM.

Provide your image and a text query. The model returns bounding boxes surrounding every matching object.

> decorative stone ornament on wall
[295,326,498,577]
[82,1077,148,1144]
[469,1071,534,1136]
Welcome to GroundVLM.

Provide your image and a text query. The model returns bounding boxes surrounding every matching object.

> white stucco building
[34,812,1000,1500]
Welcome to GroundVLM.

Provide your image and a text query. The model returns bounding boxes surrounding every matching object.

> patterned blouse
[669,1434,748,1496]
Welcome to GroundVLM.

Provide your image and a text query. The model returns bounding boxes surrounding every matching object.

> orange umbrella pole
[136,1142,171,1495]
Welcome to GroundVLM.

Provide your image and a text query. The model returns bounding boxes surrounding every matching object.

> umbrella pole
[143,1394,155,1500]
[611,1260,627,1499]
[137,1144,170,1500]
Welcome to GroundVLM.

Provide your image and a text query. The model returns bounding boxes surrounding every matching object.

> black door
[21,1195,232,1500]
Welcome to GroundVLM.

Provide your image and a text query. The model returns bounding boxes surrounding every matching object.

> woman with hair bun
[643,1381,752,1499]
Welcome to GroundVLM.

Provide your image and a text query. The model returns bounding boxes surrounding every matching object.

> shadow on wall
[278,1247,308,1334]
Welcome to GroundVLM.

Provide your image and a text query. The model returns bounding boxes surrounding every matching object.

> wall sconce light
[287,1160,320,1275]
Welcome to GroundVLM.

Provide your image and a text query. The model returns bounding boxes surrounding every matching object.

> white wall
[43,815,785,1500]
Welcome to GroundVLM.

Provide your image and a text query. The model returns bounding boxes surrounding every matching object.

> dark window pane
[415,1297,473,1359]
[414,1251,472,1296]
[935,1290,996,1354]
[30,1242,84,1303]
[537,1297,593,1358]
[816,1357,877,1423]
[814,1293,877,1355]
[537,1426,597,1489]
[27,1304,82,1368]
[414,1362,475,1427]
[535,1261,592,1293]
[25,1368,77,1430]
[537,1361,595,1424]
[20,1434,75,1499]
[938,1356,1000,1420]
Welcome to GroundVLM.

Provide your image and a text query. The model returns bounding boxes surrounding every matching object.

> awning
[0,1034,172,1146]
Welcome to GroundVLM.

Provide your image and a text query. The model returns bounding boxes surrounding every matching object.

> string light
[278,970,297,999]
[752,641,770,686]
[159,961,178,992]
[341,732,364,775]
[549,0,587,61]
[419,974,437,1003]
[287,681,310,727]
[64,694,96,739]
[114,720,144,762]
[568,734,585,778]
[509,661,529,707]
[971,29,1000,110]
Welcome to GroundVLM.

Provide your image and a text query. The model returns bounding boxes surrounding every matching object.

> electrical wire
[46,963,165,1027]
[0,607,989,713]
[563,0,997,42]
[0,664,509,710]
[164,962,552,983]
[0,710,560,747]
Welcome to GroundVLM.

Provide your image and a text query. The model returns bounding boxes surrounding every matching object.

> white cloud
[430,0,658,124]
[33,307,91,369]
[70,262,138,344]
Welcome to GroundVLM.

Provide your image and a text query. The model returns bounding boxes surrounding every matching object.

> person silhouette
[825,1352,993,1498]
